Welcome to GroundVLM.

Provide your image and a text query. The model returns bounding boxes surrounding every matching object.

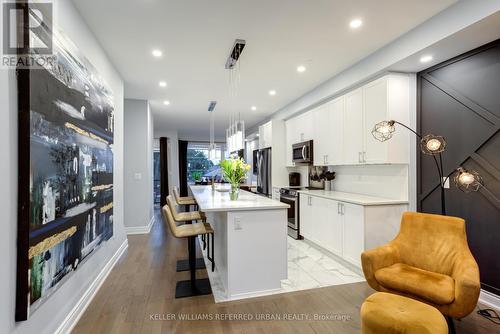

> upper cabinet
[258,120,288,187]
[285,73,410,167]
[285,111,314,166]
[258,121,273,149]
[313,97,344,166]
[343,88,364,165]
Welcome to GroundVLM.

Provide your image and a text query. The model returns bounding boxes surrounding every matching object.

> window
[186,142,226,183]
[153,150,161,205]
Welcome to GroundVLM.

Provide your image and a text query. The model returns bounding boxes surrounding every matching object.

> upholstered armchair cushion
[374,263,455,305]
[361,212,480,319]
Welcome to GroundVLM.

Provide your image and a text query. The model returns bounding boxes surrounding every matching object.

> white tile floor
[200,236,365,303]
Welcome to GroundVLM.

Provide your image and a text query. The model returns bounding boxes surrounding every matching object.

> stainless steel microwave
[292,140,313,164]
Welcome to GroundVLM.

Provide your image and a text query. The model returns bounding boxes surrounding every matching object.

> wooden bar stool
[173,186,197,211]
[162,205,212,298]
[167,195,207,271]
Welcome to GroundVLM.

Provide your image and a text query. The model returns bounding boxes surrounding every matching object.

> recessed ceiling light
[420,55,433,63]
[163,100,170,105]
[297,65,306,73]
[269,90,277,96]
[349,19,363,29]
[152,49,162,57]
[251,106,257,111]
[159,81,167,87]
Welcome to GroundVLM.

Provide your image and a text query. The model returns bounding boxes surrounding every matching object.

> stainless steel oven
[280,188,303,239]
[292,140,313,164]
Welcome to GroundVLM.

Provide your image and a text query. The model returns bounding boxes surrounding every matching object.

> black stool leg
[207,233,215,272]
[175,236,212,298]
[202,234,206,250]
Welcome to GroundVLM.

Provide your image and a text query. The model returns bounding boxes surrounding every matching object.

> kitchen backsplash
[286,164,408,200]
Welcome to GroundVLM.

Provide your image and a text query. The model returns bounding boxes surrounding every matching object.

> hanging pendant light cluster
[226,115,245,154]
[208,101,217,161]
[225,39,246,154]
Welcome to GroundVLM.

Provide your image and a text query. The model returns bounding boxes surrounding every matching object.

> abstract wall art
[16,27,114,320]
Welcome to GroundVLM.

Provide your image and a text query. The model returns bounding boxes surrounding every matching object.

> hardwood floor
[72,211,496,333]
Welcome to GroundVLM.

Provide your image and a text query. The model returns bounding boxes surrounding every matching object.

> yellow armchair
[361,212,480,319]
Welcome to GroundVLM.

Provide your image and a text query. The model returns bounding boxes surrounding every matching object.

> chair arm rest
[361,244,400,291]
[452,256,480,318]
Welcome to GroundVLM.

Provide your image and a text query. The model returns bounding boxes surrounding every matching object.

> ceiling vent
[225,39,246,69]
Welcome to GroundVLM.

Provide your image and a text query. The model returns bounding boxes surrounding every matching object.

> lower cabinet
[300,194,344,258]
[299,193,406,268]
[342,202,364,267]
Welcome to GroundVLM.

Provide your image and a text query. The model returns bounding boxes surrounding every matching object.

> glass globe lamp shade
[454,167,483,193]
[372,120,396,142]
[420,134,446,155]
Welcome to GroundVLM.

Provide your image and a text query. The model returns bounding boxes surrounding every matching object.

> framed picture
[16,18,114,320]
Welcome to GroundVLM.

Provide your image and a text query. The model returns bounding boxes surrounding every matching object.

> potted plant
[219,156,251,200]
[192,171,202,183]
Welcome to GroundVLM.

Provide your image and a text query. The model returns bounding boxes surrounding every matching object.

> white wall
[124,99,154,232]
[154,130,180,193]
[0,1,126,333]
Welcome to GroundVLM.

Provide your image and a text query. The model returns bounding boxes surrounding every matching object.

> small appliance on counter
[288,172,301,187]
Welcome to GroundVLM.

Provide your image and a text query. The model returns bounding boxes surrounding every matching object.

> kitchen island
[189,185,289,301]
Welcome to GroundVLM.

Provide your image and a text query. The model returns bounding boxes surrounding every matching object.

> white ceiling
[72,0,456,140]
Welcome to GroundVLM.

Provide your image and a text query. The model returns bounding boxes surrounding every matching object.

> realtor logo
[3,1,53,55]
[2,1,55,68]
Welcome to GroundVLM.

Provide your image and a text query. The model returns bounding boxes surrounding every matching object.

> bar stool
[162,205,212,298]
[167,195,213,272]
[173,186,197,211]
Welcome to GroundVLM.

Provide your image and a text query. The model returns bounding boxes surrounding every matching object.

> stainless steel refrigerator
[256,147,272,197]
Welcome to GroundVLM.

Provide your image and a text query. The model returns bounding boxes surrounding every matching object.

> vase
[229,183,240,200]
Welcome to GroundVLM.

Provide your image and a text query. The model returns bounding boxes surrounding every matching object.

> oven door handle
[280,195,297,202]
[302,145,306,160]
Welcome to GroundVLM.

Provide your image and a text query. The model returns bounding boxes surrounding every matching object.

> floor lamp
[372,120,484,215]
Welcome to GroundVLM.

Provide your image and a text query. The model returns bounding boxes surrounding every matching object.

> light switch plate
[134,173,142,180]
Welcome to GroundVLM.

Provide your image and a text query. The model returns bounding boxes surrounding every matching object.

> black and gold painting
[16,27,114,320]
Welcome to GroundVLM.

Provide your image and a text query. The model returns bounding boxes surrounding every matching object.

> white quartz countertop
[190,185,289,212]
[297,189,408,206]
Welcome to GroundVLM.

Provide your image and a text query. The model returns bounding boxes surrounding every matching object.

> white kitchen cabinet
[343,88,364,164]
[299,192,407,268]
[300,194,348,258]
[257,120,288,188]
[341,202,365,267]
[287,73,410,167]
[299,194,314,241]
[258,121,273,149]
[313,97,344,166]
[362,75,410,164]
[285,118,296,167]
[296,111,314,142]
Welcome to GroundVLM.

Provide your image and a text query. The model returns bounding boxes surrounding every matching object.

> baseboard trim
[55,239,129,334]
[479,289,500,310]
[125,215,155,235]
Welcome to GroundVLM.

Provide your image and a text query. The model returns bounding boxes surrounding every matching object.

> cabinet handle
[363,151,367,163]
[337,202,341,214]
[358,152,362,163]
[308,196,311,206]
[341,203,345,215]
